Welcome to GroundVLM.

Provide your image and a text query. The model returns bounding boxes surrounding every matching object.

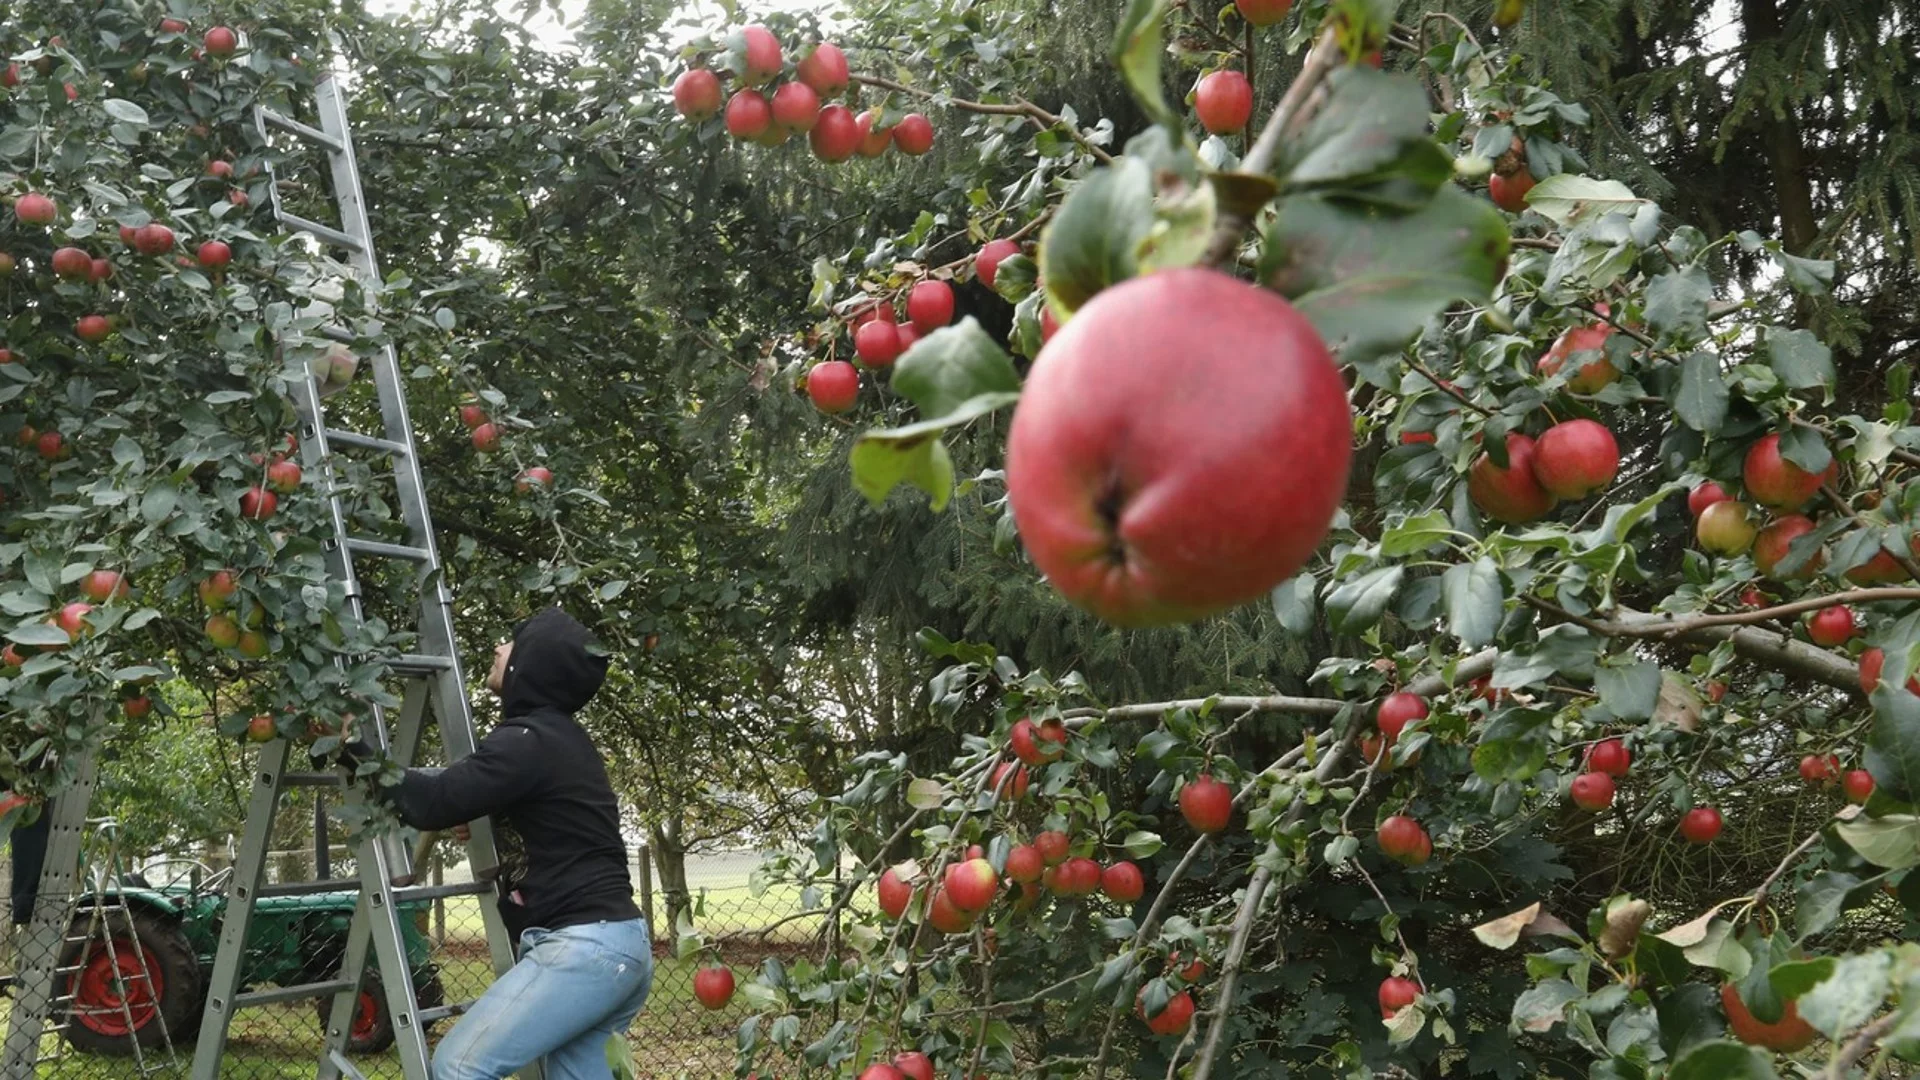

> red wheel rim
[67,940,163,1037]
[351,990,379,1041]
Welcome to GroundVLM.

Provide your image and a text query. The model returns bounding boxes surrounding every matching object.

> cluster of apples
[671,28,933,162]
[455,400,552,492]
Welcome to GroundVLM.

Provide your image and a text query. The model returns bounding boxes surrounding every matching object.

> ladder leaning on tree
[175,70,531,1080]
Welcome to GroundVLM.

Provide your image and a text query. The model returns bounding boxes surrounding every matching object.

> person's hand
[452,823,472,843]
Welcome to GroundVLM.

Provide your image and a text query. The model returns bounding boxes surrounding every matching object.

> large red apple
[14,193,57,226]
[1488,167,1535,213]
[76,315,112,343]
[944,858,998,912]
[1687,481,1732,518]
[876,865,914,918]
[1531,419,1618,499]
[1053,857,1102,896]
[795,43,849,97]
[1138,989,1195,1035]
[1194,70,1253,135]
[853,319,904,368]
[672,69,723,120]
[860,1066,906,1080]
[925,887,975,934]
[1694,500,1757,555]
[1743,433,1835,511]
[1469,433,1557,523]
[203,26,238,56]
[990,761,1029,801]
[1570,771,1615,810]
[134,223,176,255]
[1806,605,1855,646]
[515,467,554,493]
[975,239,1022,290]
[1585,737,1631,778]
[1845,546,1913,586]
[471,422,502,452]
[1005,844,1044,883]
[1178,774,1232,833]
[52,246,93,279]
[35,431,66,461]
[1034,830,1070,865]
[724,90,771,139]
[1006,268,1349,625]
[79,570,129,603]
[1378,976,1419,1019]
[893,114,934,155]
[906,280,954,333]
[1009,716,1068,765]
[1843,769,1875,804]
[1101,861,1145,902]
[856,110,893,156]
[770,81,821,134]
[1679,806,1722,844]
[51,602,93,643]
[1753,514,1821,580]
[1376,692,1428,743]
[265,459,302,494]
[890,1053,933,1080]
[205,614,241,648]
[807,361,860,413]
[810,105,860,162]
[197,239,232,269]
[1798,754,1839,784]
[736,25,782,85]
[1719,984,1816,1052]
[1377,814,1430,866]
[1234,0,1294,25]
[198,571,237,608]
[238,486,278,521]
[1537,323,1616,393]
[1858,648,1920,695]
[692,966,735,1010]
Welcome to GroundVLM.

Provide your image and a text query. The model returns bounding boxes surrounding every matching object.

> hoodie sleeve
[386,726,544,830]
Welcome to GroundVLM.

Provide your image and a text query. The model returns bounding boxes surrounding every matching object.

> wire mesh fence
[0,847,829,1078]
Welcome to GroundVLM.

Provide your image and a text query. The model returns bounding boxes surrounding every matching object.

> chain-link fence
[0,847,828,1078]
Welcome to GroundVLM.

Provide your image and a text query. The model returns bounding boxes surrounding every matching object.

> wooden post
[431,848,445,945]
[636,844,654,930]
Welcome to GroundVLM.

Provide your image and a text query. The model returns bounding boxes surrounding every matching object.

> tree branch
[850,73,1114,164]
[1817,1012,1899,1080]
[1201,29,1342,267]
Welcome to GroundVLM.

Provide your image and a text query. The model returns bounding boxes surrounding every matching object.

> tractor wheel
[58,908,201,1056]
[316,976,393,1055]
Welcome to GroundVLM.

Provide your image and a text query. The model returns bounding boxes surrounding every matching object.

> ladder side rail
[1,752,97,1074]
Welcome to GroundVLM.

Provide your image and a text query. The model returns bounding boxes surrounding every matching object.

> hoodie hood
[499,607,609,717]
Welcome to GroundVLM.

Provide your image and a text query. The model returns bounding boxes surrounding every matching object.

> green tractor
[57,861,444,1058]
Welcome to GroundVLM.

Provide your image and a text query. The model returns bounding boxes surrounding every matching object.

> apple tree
[659,0,1920,1077]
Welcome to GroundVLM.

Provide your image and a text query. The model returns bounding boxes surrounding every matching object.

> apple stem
[1201,29,1342,268]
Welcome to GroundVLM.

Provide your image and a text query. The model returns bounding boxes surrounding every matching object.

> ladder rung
[317,323,356,343]
[275,209,365,252]
[256,879,355,899]
[389,653,455,675]
[284,771,344,788]
[394,881,492,903]
[325,428,410,456]
[417,1000,472,1025]
[258,107,346,153]
[345,537,432,562]
[237,979,353,1008]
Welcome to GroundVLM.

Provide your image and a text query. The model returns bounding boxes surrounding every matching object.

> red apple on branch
[1100,860,1144,902]
[1679,806,1722,844]
[906,280,955,333]
[52,246,93,279]
[975,239,1022,289]
[1178,774,1232,833]
[1138,989,1195,1035]
[876,865,914,918]
[1194,70,1253,135]
[810,105,860,161]
[1531,419,1619,499]
[770,82,821,134]
[1585,738,1631,778]
[1687,481,1731,518]
[79,570,129,603]
[1695,500,1757,556]
[203,26,238,56]
[1570,772,1615,810]
[893,113,934,155]
[1034,830,1070,865]
[1753,515,1821,580]
[1806,605,1855,646]
[671,69,723,120]
[1488,167,1535,213]
[1742,433,1834,511]
[737,25,782,86]
[692,966,735,1010]
[725,90,772,139]
[1378,976,1419,1019]
[1377,815,1431,866]
[855,110,893,156]
[807,361,860,413]
[1469,433,1557,524]
[795,43,849,97]
[890,1053,933,1080]
[13,193,57,226]
[944,858,998,911]
[853,320,903,368]
[1537,322,1616,393]
[1843,769,1875,805]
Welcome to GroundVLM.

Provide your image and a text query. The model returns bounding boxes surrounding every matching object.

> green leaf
[1324,566,1404,635]
[1510,979,1582,1033]
[1594,660,1661,721]
[1667,1041,1777,1080]
[1522,175,1645,228]
[849,395,1018,511]
[1766,328,1833,391]
[1278,69,1452,198]
[1442,557,1504,649]
[1669,352,1729,433]
[1866,682,1920,802]
[1121,830,1163,859]
[1799,951,1892,1039]
[101,98,150,126]
[1777,424,1832,475]
[889,319,1023,420]
[1793,874,1862,939]
[7,623,70,647]
[1834,814,1920,869]
[1039,158,1154,315]
[1111,0,1175,129]
[1381,511,1454,556]
[905,778,947,810]
[991,254,1037,303]
[1260,186,1509,364]
[1643,267,1713,339]
[1270,574,1316,635]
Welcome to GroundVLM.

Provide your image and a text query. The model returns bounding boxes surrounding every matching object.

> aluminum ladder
[186,72,523,1080]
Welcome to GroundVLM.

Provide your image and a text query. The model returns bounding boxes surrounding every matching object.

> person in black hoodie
[351,606,651,1080]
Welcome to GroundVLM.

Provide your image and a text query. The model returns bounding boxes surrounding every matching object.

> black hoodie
[388,607,639,932]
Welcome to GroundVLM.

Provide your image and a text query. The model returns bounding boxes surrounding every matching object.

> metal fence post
[636,844,654,930]
[432,847,445,945]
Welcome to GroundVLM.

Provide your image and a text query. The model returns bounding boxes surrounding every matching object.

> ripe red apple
[1843,769,1875,804]
[515,467,554,493]
[1040,304,1061,343]
[853,319,904,367]
[1845,547,1913,586]
[855,110,893,156]
[76,316,112,343]
[1005,844,1044,883]
[692,966,735,1010]
[975,239,1022,289]
[807,361,860,413]
[237,629,269,658]
[204,26,238,56]
[123,696,152,720]
[207,158,234,179]
[672,69,723,119]
[1234,0,1294,25]
[926,887,975,934]
[0,63,17,88]
[990,761,1030,801]
[89,258,111,282]
[1034,830,1070,865]
[1060,857,1104,896]
[876,865,914,918]
[725,90,772,139]
[35,431,65,461]
[1753,515,1821,580]
[245,714,277,743]
[134,223,176,255]
[1719,984,1816,1052]
[810,104,860,161]
[1859,648,1920,696]
[893,113,934,155]
[52,246,93,279]
[1706,679,1728,701]
[1679,806,1722,844]
[51,602,93,642]
[118,225,139,247]
[1695,500,1758,556]
[1376,692,1428,743]
[1377,815,1431,866]
[79,570,129,603]
[159,17,188,32]
[1531,419,1619,499]
[1179,775,1232,833]
[1469,433,1557,524]
[890,1053,933,1080]
[795,42,849,97]
[228,188,250,208]
[1138,988,1195,1035]
[1167,952,1206,982]
[1570,771,1615,810]
[1009,717,1059,765]
[1585,738,1631,778]
[1006,268,1350,625]
[196,239,231,269]
[0,644,23,669]
[1798,754,1839,784]
[239,486,278,520]
[1488,167,1535,213]
[14,193,57,226]
[1101,861,1144,902]
[1378,975,1419,1019]
[770,81,821,134]
[944,858,998,911]
[1537,323,1616,393]
[1688,481,1732,518]
[458,404,488,430]
[1194,70,1253,135]
[737,25,782,86]
[199,570,237,608]
[860,1066,906,1080]
[265,459,302,494]
[205,614,241,648]
[1806,605,1855,646]
[906,280,955,333]
[1743,433,1835,511]
[471,423,502,452]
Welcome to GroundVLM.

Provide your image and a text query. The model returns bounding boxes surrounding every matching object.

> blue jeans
[432,918,653,1080]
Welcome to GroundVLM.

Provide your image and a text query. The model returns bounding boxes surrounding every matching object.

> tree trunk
[1741,0,1820,254]
[648,812,693,928]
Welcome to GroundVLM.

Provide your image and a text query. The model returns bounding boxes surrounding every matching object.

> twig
[1747,824,1826,909]
[1201,29,1343,267]
[851,73,1114,164]
[1817,1013,1898,1080]
[1061,692,1346,723]
[1406,356,1492,416]
[1793,415,1920,470]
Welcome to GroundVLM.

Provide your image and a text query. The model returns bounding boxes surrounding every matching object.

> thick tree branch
[1201,29,1342,267]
